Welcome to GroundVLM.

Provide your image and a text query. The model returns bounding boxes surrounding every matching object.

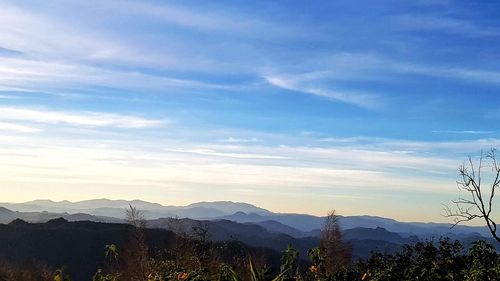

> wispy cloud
[0,121,40,133]
[0,107,165,128]
[397,63,500,84]
[0,2,128,62]
[164,148,289,160]
[0,134,452,193]
[432,130,495,135]
[0,122,492,218]
[284,52,500,89]
[0,47,23,57]
[0,57,236,97]
[391,14,498,37]
[264,74,381,109]
[219,137,260,143]
[313,135,500,155]
[114,0,290,37]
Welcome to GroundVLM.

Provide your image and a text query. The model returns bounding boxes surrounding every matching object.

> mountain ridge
[0,199,491,238]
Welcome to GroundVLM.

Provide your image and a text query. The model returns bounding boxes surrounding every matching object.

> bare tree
[444,148,500,243]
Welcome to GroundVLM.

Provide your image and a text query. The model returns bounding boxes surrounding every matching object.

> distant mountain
[0,207,14,214]
[0,199,271,220]
[344,227,419,245]
[342,227,424,258]
[148,217,319,258]
[186,201,271,215]
[0,207,16,222]
[339,215,400,230]
[218,211,491,238]
[1,199,492,239]
[217,212,325,232]
[18,199,172,213]
[338,216,491,238]
[254,220,308,238]
[146,217,430,260]
[0,207,122,224]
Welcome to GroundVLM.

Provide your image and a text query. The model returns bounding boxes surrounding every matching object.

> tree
[122,205,150,280]
[125,205,146,228]
[444,148,500,243]
[319,210,351,275]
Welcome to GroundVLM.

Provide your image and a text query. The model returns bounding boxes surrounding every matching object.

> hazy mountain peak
[8,218,29,226]
[0,207,14,215]
[186,201,271,215]
[46,217,69,224]
[25,199,57,204]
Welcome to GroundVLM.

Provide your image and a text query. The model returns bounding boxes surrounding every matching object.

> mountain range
[0,199,270,220]
[0,199,490,238]
[0,199,498,281]
[0,199,493,247]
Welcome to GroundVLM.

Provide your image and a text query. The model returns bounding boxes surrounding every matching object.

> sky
[0,0,500,222]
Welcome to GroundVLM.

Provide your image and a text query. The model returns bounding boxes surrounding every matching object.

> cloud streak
[432,130,495,135]
[0,57,236,95]
[0,121,40,133]
[391,14,498,37]
[0,107,165,128]
[264,74,381,109]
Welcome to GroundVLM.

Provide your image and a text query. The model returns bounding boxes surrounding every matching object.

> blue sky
[0,0,500,222]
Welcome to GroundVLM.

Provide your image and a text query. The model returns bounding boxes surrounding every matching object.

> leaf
[249,257,259,281]
[271,269,290,281]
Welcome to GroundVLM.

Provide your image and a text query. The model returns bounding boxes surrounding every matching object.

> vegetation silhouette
[0,206,499,280]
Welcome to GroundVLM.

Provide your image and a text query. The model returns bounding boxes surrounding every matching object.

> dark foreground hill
[0,219,175,280]
[0,219,284,281]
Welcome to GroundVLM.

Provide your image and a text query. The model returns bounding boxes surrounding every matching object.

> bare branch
[444,148,500,243]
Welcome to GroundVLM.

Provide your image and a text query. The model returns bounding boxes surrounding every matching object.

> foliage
[320,210,351,276]
[1,233,499,281]
[0,262,53,281]
[86,234,499,281]
[53,268,72,281]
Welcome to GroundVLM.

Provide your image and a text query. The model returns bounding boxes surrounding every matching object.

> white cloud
[432,130,495,134]
[264,74,381,109]
[312,135,500,156]
[164,148,289,160]
[0,107,165,128]
[0,0,302,77]
[0,2,127,62]
[265,53,500,101]
[396,63,500,84]
[115,1,269,34]
[0,121,40,133]
[219,137,260,143]
[0,57,234,95]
